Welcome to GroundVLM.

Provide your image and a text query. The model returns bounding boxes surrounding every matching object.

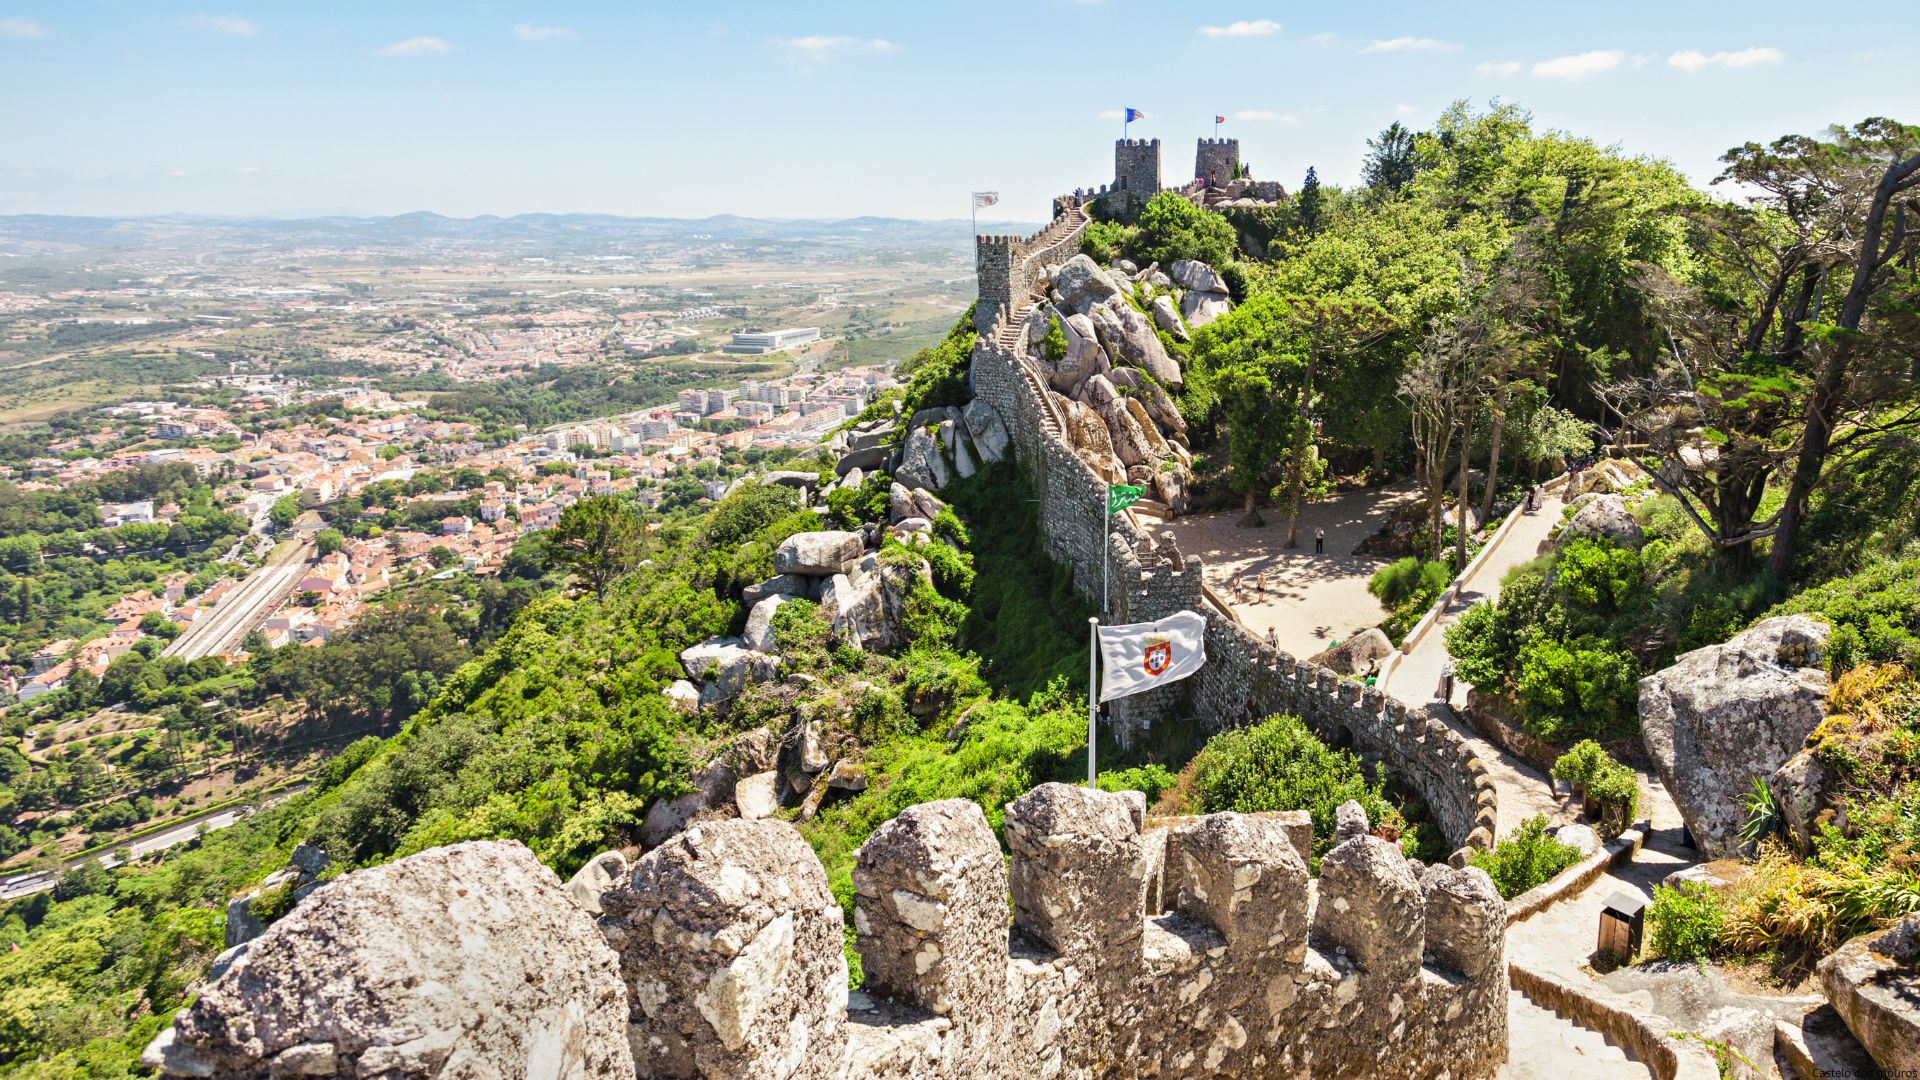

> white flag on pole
[972,191,1000,208]
[1097,610,1207,702]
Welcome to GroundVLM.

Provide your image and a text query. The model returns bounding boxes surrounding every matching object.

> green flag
[1107,483,1145,515]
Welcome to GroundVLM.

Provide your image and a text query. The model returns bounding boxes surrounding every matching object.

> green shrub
[1513,635,1638,743]
[1040,315,1068,362]
[1766,555,1920,673]
[1079,219,1137,265]
[1585,760,1640,837]
[1367,557,1452,610]
[1466,816,1583,899]
[1192,714,1393,864]
[1550,740,1609,791]
[1647,882,1726,961]
[1096,764,1178,804]
[825,471,894,530]
[1554,537,1643,615]
[897,318,977,417]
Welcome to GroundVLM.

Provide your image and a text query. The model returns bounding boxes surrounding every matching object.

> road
[0,782,310,901]
[165,529,317,660]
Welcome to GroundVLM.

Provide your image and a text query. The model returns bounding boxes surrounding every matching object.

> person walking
[1314,526,1325,555]
[1266,626,1278,651]
[1438,659,1456,706]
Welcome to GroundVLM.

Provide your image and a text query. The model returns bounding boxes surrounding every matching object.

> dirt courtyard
[1160,482,1422,659]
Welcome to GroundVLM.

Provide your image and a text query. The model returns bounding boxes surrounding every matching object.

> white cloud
[189,14,256,36]
[781,35,895,61]
[1668,46,1784,73]
[0,17,46,38]
[1099,109,1125,119]
[1395,103,1417,116]
[1236,110,1277,121]
[1361,36,1456,54]
[514,22,577,42]
[1307,32,1335,47]
[376,36,453,57]
[1198,20,1280,39]
[1475,60,1523,75]
[1530,50,1623,80]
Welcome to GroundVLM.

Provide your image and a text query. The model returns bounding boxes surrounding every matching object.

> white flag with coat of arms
[1097,610,1207,702]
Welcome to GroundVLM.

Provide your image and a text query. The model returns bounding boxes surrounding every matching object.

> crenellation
[1003,783,1148,971]
[1313,832,1425,981]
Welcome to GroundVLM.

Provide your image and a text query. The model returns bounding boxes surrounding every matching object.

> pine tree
[1297,166,1324,236]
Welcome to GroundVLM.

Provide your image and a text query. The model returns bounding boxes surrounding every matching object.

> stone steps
[1499,988,1651,1079]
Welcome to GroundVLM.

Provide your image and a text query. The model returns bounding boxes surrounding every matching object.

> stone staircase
[1500,989,1652,1079]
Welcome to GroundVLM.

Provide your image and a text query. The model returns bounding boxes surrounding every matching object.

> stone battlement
[620,786,1507,1078]
[144,793,1508,1079]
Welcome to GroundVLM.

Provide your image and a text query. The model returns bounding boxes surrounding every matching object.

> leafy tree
[314,529,344,557]
[268,496,299,531]
[1133,191,1237,269]
[543,495,648,598]
[1363,121,1419,194]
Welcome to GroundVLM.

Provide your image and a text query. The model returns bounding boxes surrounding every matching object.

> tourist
[1438,659,1456,705]
[1266,626,1278,651]
[1527,484,1541,512]
[1314,526,1325,555]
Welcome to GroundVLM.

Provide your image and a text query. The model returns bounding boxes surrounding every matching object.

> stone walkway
[1160,482,1422,659]
[1499,989,1652,1079]
[1381,494,1571,840]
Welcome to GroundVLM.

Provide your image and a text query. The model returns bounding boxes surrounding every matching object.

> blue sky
[2,1,1915,221]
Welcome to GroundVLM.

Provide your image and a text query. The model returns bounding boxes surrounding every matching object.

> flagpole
[1087,616,1100,786]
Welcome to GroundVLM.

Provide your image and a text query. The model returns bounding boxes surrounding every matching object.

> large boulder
[743,573,815,606]
[679,636,778,708]
[742,594,794,653]
[961,399,1009,464]
[1132,373,1188,436]
[1639,615,1831,858]
[1090,301,1183,388]
[834,444,888,477]
[1097,396,1160,469]
[1171,258,1228,294]
[819,558,920,652]
[144,842,633,1080]
[1180,288,1232,329]
[772,531,864,576]
[1308,628,1395,677]
[1051,254,1126,315]
[1555,494,1645,550]
[895,423,950,492]
[1149,294,1190,342]
[844,419,896,453]
[942,419,978,480]
[565,850,629,915]
[1031,310,1105,391]
[1819,914,1920,1074]
[1060,399,1118,474]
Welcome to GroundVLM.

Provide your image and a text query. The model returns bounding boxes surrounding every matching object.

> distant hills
[0,211,1048,256]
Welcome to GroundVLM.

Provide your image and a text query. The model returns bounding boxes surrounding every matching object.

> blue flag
[1125,107,1145,123]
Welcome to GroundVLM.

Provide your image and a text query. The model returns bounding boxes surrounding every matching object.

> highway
[165,534,316,661]
[0,782,310,901]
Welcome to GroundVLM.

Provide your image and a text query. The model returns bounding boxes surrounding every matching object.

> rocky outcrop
[145,841,633,1080]
[1091,302,1183,388]
[565,850,628,915]
[774,531,865,577]
[895,423,950,492]
[1051,254,1126,316]
[1819,913,1920,1074]
[1308,628,1395,678]
[819,557,920,653]
[1639,615,1831,858]
[743,594,794,653]
[961,399,1009,464]
[1171,259,1227,294]
[1149,293,1189,342]
[680,636,780,709]
[1553,494,1645,551]
[1031,309,1105,391]
[223,843,331,948]
[1179,289,1231,329]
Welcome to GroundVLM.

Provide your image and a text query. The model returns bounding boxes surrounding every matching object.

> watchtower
[1195,138,1240,187]
[1112,138,1161,218]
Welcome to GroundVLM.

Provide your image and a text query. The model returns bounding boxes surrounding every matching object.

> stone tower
[1112,138,1161,218]
[1195,138,1239,187]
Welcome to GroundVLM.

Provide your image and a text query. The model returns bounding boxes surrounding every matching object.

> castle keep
[1195,137,1239,186]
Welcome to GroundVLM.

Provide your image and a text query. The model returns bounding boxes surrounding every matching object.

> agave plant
[1738,776,1786,849]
